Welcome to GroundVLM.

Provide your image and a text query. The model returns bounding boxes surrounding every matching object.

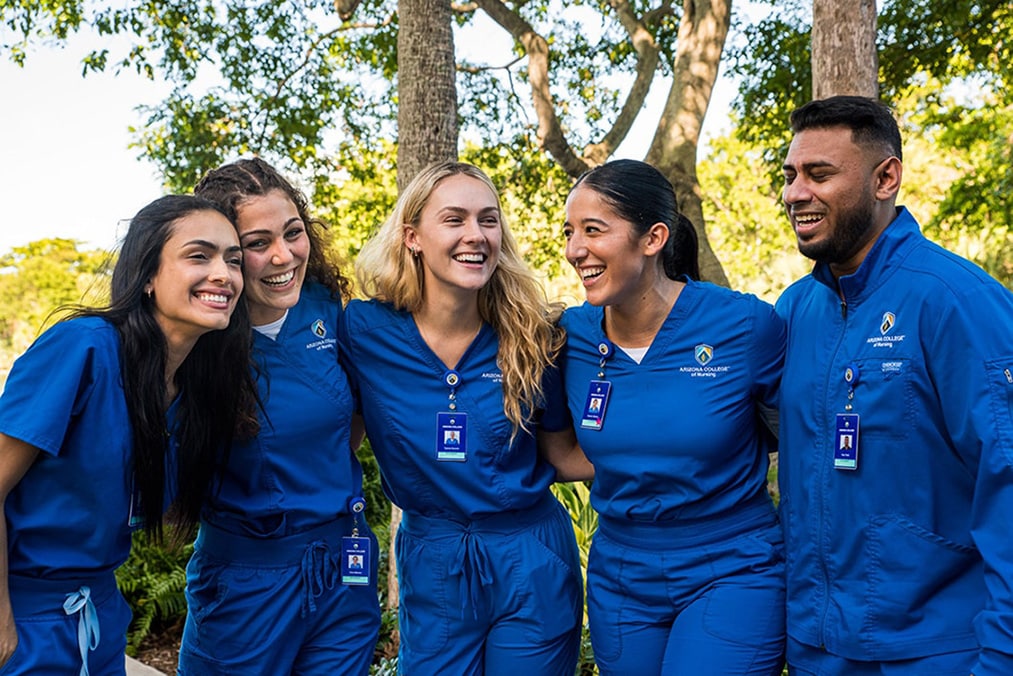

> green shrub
[116,529,193,655]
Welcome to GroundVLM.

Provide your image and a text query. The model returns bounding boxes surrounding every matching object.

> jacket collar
[812,207,922,304]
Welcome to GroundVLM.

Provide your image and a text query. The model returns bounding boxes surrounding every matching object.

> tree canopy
[0,238,109,382]
[724,0,1011,286]
[2,0,735,282]
[3,0,1009,295]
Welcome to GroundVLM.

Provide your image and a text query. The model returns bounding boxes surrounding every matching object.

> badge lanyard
[580,340,614,431]
[833,362,861,470]
[436,369,468,461]
[341,496,371,585]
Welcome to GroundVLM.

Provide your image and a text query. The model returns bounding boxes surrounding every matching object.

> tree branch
[473,0,588,177]
[583,0,668,165]
[255,12,396,148]
[457,55,524,74]
[646,0,732,285]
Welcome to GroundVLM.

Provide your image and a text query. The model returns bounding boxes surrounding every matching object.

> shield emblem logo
[312,319,327,338]
[695,344,713,366]
[880,312,895,335]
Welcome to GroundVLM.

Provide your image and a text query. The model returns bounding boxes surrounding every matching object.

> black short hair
[790,95,902,162]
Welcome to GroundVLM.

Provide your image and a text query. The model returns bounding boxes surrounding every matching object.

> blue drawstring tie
[63,586,99,676]
[448,530,494,619]
[300,540,337,617]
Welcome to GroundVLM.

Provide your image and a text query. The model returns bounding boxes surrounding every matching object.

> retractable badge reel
[580,340,614,431]
[436,369,468,461]
[341,496,371,585]
[834,362,861,471]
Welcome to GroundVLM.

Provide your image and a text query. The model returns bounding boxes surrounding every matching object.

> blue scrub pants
[178,517,381,675]
[588,494,786,676]
[396,493,582,676]
[1,572,129,676]
[787,636,976,675]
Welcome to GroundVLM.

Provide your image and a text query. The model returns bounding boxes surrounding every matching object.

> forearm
[0,516,17,667]
[539,428,594,482]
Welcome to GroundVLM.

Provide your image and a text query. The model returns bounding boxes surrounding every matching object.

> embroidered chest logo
[880,311,895,335]
[866,310,905,349]
[680,343,730,378]
[306,319,337,351]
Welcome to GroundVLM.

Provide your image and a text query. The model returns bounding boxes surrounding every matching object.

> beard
[797,192,876,265]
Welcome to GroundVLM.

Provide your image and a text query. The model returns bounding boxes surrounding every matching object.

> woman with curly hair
[340,161,583,675]
[179,158,380,675]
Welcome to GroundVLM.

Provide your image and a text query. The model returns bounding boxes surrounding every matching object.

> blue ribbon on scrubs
[63,586,99,676]
[300,540,338,617]
[448,530,494,619]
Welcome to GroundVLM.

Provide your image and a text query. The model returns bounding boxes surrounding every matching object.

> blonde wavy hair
[356,161,564,434]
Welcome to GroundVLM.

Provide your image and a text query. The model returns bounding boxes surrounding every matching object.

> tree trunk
[389,0,460,632]
[397,0,459,188]
[812,0,878,99]
[646,0,731,286]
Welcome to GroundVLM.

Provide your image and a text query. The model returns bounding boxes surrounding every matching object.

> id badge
[834,413,860,470]
[341,536,371,586]
[580,380,612,430]
[436,412,467,461]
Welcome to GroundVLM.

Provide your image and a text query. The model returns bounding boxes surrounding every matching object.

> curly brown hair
[195,157,351,300]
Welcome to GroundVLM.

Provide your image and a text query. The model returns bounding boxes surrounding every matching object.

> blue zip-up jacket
[776,207,1013,675]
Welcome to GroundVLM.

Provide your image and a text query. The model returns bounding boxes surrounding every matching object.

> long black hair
[195,157,352,300]
[70,195,259,537]
[571,159,700,281]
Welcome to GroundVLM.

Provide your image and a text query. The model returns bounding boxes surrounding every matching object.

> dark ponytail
[571,159,699,281]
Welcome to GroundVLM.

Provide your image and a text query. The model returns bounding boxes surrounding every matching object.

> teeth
[454,253,485,263]
[581,267,604,280]
[795,214,822,224]
[197,293,229,304]
[264,270,295,285]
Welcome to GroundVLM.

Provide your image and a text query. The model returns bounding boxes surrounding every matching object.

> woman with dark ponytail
[0,195,257,675]
[544,159,787,674]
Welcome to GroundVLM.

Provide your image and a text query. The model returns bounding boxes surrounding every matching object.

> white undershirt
[617,345,649,364]
[253,310,289,340]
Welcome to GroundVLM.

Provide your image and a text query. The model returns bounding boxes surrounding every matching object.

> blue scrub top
[203,283,364,536]
[0,317,136,579]
[560,281,785,522]
[339,299,560,520]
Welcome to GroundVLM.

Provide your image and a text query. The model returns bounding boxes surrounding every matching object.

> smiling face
[404,174,502,300]
[146,209,244,348]
[234,189,310,325]
[782,126,900,276]
[564,185,658,309]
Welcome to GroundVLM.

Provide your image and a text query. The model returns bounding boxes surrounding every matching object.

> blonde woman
[339,162,582,675]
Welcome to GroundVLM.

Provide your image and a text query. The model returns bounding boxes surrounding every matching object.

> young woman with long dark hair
[0,194,257,675]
